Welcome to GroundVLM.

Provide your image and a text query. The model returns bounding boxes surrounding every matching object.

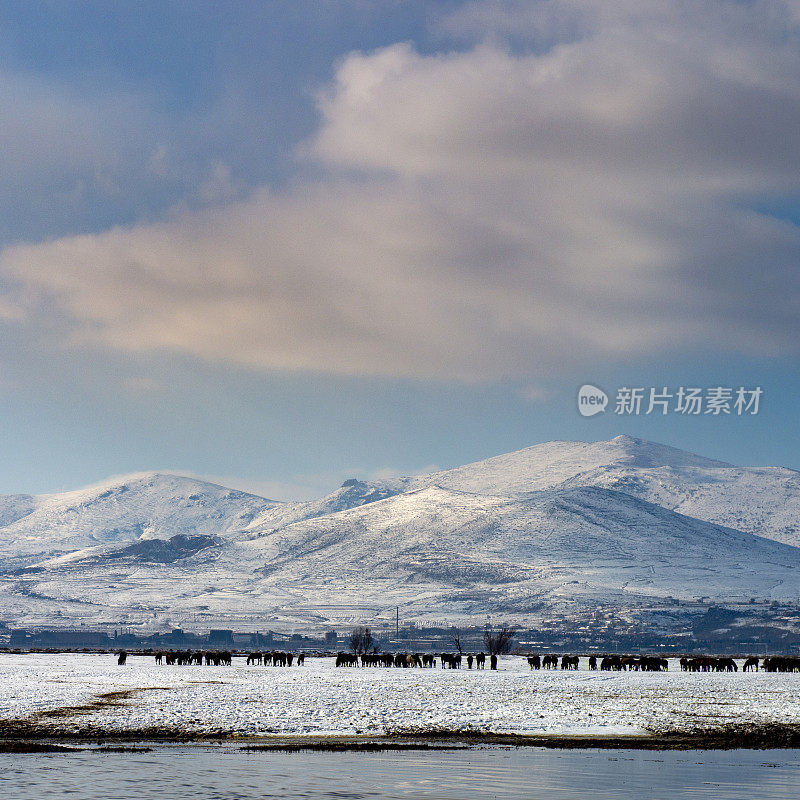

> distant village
[3,600,800,655]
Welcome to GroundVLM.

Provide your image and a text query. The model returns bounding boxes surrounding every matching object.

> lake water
[2,746,799,800]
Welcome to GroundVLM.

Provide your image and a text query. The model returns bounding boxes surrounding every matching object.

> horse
[441,653,462,668]
[527,655,541,670]
[335,652,358,667]
[117,651,127,666]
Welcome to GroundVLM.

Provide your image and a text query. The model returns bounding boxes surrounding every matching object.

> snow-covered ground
[2,653,798,739]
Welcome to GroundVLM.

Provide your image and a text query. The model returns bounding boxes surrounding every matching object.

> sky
[1,0,799,499]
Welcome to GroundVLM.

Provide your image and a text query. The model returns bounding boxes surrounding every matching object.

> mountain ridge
[1,436,799,632]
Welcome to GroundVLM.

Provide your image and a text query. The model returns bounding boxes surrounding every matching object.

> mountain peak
[605,435,732,469]
[39,471,275,505]
[409,435,733,497]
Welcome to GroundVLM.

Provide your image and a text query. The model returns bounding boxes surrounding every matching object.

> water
[2,746,799,800]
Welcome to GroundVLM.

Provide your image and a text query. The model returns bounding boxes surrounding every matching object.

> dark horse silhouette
[117,650,127,666]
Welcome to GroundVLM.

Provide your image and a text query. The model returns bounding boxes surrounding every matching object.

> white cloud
[1,1,799,381]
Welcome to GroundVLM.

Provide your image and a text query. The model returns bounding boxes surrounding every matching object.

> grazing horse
[743,657,759,672]
[588,655,597,670]
[683,656,739,673]
[246,652,262,666]
[117,651,127,666]
[154,652,163,665]
[527,655,541,670]
[297,653,305,666]
[475,652,486,669]
[762,657,800,672]
[466,654,474,669]
[440,653,461,669]
[490,654,498,670]
[335,652,358,667]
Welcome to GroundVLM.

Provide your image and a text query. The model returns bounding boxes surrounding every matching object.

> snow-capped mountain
[1,436,799,631]
[406,435,800,547]
[0,473,277,568]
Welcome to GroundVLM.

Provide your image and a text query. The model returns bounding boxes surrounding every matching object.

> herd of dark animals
[336,651,496,669]
[116,650,800,672]
[529,654,667,671]
[116,650,305,667]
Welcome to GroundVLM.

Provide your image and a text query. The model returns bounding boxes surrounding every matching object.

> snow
[403,435,800,547]
[1,436,800,629]
[2,653,798,739]
[0,472,276,565]
[407,435,732,496]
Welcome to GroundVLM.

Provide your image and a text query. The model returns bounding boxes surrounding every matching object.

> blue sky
[1,1,799,498]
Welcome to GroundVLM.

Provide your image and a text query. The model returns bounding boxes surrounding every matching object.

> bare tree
[483,624,515,655]
[453,629,463,655]
[349,626,373,654]
[361,627,373,653]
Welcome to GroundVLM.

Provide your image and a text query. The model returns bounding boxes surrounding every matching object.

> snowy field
[1,653,799,739]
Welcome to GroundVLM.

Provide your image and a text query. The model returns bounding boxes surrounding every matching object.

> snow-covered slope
[0,437,799,630]
[240,483,800,598]
[408,435,800,547]
[408,435,731,495]
[240,478,406,536]
[0,473,278,568]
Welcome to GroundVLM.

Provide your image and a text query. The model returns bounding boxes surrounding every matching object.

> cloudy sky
[1,0,799,497]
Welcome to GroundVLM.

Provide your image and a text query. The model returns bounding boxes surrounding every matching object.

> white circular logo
[577,384,608,417]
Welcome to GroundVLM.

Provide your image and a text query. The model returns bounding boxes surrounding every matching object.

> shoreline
[2,723,800,752]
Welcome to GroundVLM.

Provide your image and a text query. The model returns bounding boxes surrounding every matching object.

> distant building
[208,629,234,646]
[36,630,111,647]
